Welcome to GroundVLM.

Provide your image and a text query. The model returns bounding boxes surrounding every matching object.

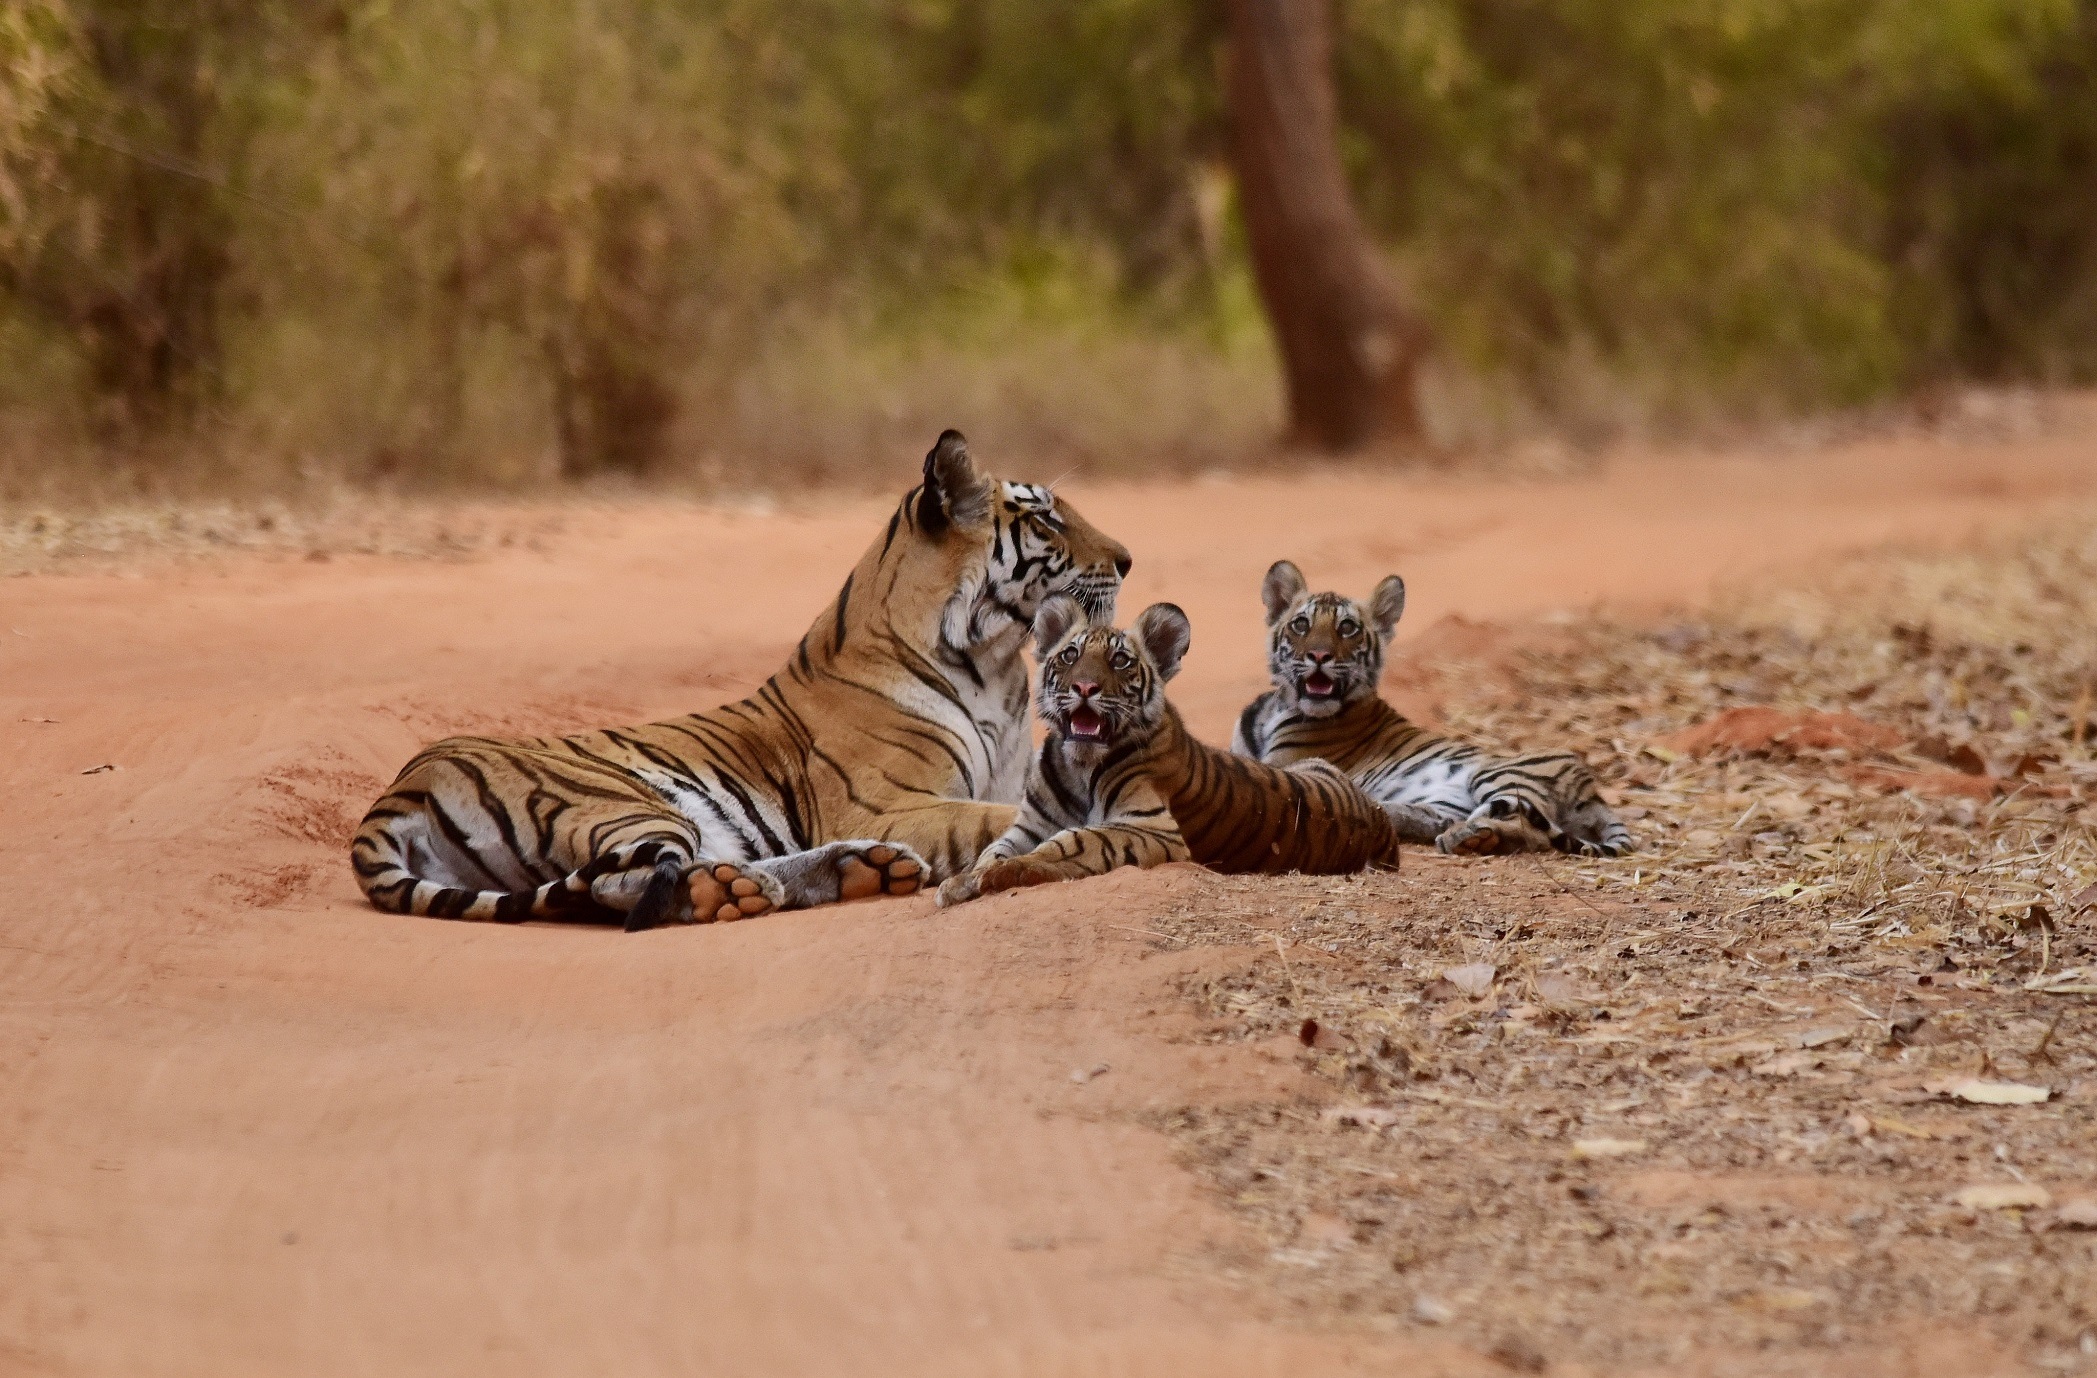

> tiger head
[910,431,1132,649]
[1259,560,1407,718]
[1030,595,1191,763]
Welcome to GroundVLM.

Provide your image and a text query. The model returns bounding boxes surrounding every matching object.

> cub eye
[1058,644,1081,665]
[1289,616,1311,635]
[1337,619,1361,638]
[1108,651,1134,671]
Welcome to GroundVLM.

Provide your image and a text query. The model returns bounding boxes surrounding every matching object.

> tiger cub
[1231,560,1632,857]
[936,596,1398,906]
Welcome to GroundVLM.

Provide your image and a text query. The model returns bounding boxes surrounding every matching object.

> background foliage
[3,0,2094,490]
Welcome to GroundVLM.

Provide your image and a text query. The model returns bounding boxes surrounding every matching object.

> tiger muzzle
[1059,685,1111,742]
[1301,653,1342,700]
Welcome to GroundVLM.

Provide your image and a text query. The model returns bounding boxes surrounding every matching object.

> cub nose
[1113,551,1132,578]
[1308,651,1333,666]
[1072,681,1100,698]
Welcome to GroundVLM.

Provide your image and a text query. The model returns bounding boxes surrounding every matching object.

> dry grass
[694,314,1284,489]
[0,492,576,575]
[1138,516,2097,1373]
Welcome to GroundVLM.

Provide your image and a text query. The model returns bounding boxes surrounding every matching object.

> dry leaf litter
[1138,515,2097,1373]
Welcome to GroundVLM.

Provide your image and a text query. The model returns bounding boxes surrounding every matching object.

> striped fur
[352,431,1132,930]
[1230,561,1633,857]
[936,597,1398,906]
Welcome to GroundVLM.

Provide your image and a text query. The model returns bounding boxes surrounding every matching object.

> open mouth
[1303,669,1336,698]
[1066,703,1107,740]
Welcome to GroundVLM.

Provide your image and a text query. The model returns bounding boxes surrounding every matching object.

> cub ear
[1032,593,1087,659]
[1368,574,1407,639]
[1261,560,1308,626]
[1133,602,1192,682]
[917,429,994,536]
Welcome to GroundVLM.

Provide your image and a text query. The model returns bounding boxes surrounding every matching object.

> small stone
[1954,1183,2052,1211]
[1412,1294,1455,1326]
[2051,1197,2097,1229]
[1571,1137,1648,1160]
[1488,1332,1548,1373]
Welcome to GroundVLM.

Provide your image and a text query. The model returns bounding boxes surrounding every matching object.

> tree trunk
[72,3,237,433]
[1223,0,1429,452]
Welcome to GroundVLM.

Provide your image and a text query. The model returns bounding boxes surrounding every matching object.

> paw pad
[691,862,777,923]
[839,844,925,902]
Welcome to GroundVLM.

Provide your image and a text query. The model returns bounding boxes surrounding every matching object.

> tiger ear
[918,429,994,536]
[1369,574,1407,639]
[1133,602,1192,682]
[1032,593,1086,659]
[1261,560,1307,626]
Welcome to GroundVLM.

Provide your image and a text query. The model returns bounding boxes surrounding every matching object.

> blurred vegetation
[1,0,2094,493]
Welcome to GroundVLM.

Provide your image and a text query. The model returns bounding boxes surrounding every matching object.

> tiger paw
[1436,820,1508,856]
[836,842,925,902]
[688,861,784,923]
[975,857,1066,895]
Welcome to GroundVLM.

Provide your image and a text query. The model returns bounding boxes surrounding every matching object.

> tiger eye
[1290,616,1311,634]
[1059,644,1081,664]
[1338,619,1360,637]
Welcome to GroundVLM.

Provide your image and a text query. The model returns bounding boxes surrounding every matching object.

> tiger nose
[1072,681,1100,698]
[1308,651,1333,665]
[1112,551,1132,578]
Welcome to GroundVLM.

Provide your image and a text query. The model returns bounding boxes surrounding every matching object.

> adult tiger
[936,595,1398,907]
[1231,561,1632,857]
[352,431,1131,931]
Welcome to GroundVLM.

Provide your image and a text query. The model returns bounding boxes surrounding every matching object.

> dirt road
[4,431,2092,1376]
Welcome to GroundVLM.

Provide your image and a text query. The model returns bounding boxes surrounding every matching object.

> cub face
[1031,595,1191,764]
[1260,560,1407,719]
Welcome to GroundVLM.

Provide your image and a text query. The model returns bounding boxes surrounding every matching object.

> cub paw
[1436,821,1508,856]
[935,857,1062,908]
[979,857,1065,895]
[837,842,926,902]
[688,861,784,923]
[934,871,984,909]
[935,855,1065,910]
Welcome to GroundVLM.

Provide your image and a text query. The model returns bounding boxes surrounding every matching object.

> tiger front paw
[1436,820,1509,856]
[837,842,926,901]
[688,861,786,923]
[935,870,986,908]
[1439,814,1558,856]
[937,856,1067,907]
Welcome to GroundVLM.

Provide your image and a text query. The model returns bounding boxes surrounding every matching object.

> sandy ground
[3,430,2094,1377]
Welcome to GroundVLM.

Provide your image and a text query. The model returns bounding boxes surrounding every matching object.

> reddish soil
[1660,707,1910,758]
[3,431,2094,1376]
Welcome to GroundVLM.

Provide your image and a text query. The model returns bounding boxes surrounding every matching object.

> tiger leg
[1554,781,1635,856]
[481,779,780,930]
[1564,807,1635,857]
[739,839,927,911]
[1436,796,1558,856]
[936,820,1188,907]
[1385,800,1467,846]
[550,815,785,930]
[936,854,1077,907]
[356,742,731,926]
[1447,752,1631,857]
[864,802,1019,880]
